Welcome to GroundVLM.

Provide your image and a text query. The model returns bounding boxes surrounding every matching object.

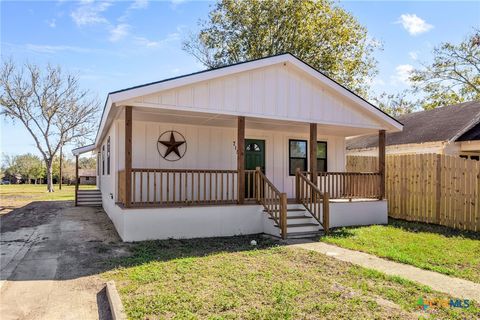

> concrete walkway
[289,241,480,302]
[1,201,129,320]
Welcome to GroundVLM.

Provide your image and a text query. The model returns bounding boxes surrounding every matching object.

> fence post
[378,130,386,200]
[435,154,442,224]
[323,192,330,234]
[280,193,288,239]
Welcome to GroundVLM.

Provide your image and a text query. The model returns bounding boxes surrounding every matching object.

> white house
[72,54,402,241]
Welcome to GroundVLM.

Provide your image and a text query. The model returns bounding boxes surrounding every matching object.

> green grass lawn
[103,236,479,319]
[0,184,96,212]
[322,219,480,283]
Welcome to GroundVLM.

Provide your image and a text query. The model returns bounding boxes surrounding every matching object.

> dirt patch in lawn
[0,201,63,233]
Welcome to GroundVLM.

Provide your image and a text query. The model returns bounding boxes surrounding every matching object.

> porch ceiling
[120,106,380,137]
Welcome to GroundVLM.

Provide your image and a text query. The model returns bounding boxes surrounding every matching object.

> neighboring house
[2,173,22,184]
[78,169,96,185]
[72,53,402,241]
[347,101,480,160]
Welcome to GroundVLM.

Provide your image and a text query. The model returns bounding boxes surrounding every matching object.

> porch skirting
[102,197,387,242]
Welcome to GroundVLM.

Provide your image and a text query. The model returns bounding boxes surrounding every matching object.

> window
[316,141,327,172]
[102,145,105,175]
[85,177,90,181]
[289,140,307,175]
[107,136,111,175]
[471,156,480,161]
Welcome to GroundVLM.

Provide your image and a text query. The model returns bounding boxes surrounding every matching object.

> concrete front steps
[76,189,102,207]
[269,204,323,239]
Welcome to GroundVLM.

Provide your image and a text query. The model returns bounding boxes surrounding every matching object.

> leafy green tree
[410,29,480,110]
[52,156,76,185]
[79,157,96,170]
[372,90,416,117]
[1,153,45,183]
[15,153,45,183]
[183,0,380,96]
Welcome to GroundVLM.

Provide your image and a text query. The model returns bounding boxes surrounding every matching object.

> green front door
[245,139,265,198]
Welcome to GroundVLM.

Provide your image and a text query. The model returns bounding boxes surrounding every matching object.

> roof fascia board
[72,144,96,156]
[94,96,113,146]
[450,109,480,143]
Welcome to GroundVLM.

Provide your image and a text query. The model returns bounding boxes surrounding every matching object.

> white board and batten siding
[113,119,345,199]
[124,63,387,131]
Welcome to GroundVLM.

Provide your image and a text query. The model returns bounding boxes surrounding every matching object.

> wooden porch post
[125,106,132,207]
[237,116,245,204]
[309,123,317,184]
[379,129,386,200]
[75,155,79,206]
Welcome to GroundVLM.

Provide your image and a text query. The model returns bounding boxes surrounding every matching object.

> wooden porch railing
[119,168,244,206]
[296,169,329,233]
[317,172,381,199]
[255,167,288,239]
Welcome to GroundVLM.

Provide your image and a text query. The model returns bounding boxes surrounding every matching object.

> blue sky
[1,0,479,158]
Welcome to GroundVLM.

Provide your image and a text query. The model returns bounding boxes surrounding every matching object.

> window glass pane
[246,143,261,152]
[317,142,327,159]
[290,158,306,175]
[290,140,306,158]
[317,159,327,172]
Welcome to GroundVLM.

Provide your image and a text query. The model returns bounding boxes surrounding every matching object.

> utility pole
[59,144,63,190]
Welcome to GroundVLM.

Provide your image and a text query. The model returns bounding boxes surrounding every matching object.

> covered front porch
[111,105,386,239]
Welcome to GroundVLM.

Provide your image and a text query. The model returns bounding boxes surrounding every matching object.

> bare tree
[0,60,99,192]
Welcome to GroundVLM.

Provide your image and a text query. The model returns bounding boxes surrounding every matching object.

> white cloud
[71,1,111,26]
[397,14,433,36]
[408,51,418,60]
[392,64,414,85]
[130,0,148,10]
[109,24,130,42]
[46,19,56,28]
[25,44,94,54]
[134,37,160,48]
[134,29,182,48]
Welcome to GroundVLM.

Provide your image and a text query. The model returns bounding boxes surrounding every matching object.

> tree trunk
[46,161,54,192]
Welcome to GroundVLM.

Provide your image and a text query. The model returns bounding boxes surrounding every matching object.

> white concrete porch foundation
[103,199,388,242]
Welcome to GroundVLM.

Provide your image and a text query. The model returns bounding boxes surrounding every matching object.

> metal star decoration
[158,131,186,159]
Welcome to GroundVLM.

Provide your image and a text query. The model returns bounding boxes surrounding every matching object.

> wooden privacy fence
[346,155,379,172]
[347,154,480,232]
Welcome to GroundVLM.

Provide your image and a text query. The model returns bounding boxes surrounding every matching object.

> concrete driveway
[0,201,129,320]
